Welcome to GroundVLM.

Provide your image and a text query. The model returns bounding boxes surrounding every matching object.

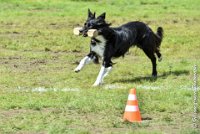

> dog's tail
[156,27,164,41]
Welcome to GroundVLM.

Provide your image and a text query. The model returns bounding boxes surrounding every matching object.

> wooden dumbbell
[87,29,98,37]
[73,27,98,37]
[73,27,82,36]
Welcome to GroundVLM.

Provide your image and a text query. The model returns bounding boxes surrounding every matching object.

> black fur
[80,9,164,77]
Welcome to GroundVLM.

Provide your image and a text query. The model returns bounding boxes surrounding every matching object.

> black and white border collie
[74,9,164,86]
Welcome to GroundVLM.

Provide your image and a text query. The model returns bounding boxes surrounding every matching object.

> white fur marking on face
[74,56,92,72]
[91,35,106,57]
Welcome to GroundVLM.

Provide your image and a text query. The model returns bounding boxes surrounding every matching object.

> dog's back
[104,21,163,57]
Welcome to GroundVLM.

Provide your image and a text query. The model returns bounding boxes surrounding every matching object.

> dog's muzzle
[79,28,88,37]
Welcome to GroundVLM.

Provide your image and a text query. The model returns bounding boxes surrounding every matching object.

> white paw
[92,84,98,87]
[92,82,103,87]
[158,56,162,62]
[92,83,100,87]
[74,67,80,73]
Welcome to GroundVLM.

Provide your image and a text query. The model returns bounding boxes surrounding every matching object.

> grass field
[0,0,200,133]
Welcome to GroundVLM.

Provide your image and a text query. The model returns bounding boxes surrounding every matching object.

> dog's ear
[97,12,106,20]
[88,9,95,19]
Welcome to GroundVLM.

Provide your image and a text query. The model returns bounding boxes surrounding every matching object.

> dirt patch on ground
[0,109,35,118]
[0,56,47,72]
[0,50,65,70]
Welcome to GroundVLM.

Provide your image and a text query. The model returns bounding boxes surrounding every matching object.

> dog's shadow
[113,70,190,83]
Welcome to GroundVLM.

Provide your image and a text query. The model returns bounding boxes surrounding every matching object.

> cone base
[123,111,142,123]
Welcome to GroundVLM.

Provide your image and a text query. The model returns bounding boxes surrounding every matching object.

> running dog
[74,9,164,86]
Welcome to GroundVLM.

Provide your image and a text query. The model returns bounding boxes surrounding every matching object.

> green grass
[0,0,200,133]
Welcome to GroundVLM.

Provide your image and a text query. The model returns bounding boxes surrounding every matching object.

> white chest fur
[91,35,106,58]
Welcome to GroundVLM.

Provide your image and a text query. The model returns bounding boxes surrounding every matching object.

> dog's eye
[84,23,90,27]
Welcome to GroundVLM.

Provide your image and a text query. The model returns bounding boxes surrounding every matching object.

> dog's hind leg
[155,49,162,62]
[143,48,157,77]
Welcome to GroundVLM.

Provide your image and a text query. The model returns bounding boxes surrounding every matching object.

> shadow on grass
[113,70,190,83]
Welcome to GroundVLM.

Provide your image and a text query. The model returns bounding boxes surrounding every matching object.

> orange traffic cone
[123,88,142,122]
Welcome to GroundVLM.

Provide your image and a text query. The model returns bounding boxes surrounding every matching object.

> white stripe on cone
[125,105,139,112]
[128,94,137,100]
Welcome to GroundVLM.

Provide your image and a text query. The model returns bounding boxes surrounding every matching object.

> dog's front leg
[92,65,106,86]
[74,56,92,72]
[93,59,112,86]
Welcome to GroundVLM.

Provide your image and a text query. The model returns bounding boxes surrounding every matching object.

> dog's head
[79,9,111,37]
